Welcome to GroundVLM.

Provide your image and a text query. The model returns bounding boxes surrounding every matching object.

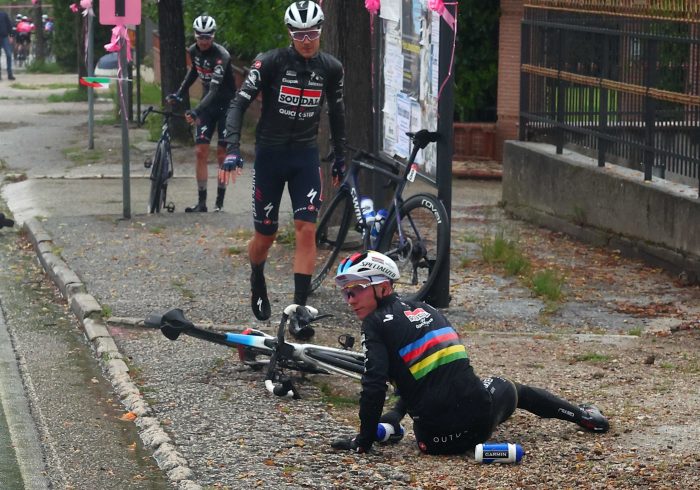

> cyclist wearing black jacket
[167,15,237,213]
[223,1,346,322]
[331,251,610,455]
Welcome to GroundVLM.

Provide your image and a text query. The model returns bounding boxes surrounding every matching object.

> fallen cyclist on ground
[330,251,609,455]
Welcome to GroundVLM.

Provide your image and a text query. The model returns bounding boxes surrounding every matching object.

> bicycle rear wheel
[311,190,362,292]
[147,143,166,213]
[378,193,449,302]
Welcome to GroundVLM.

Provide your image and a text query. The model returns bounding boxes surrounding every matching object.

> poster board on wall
[378,0,440,180]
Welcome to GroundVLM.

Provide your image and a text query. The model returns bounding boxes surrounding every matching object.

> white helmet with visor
[285,1,324,29]
[335,251,400,288]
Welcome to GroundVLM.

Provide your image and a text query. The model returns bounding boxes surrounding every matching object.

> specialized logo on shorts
[404,308,430,323]
[264,202,274,219]
[278,85,322,107]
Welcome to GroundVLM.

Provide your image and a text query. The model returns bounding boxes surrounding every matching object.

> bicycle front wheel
[311,190,362,292]
[378,193,449,302]
[147,143,165,213]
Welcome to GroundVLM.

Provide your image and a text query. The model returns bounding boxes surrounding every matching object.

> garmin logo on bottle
[278,85,322,107]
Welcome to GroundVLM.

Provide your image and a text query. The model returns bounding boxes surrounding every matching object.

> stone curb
[22,218,202,490]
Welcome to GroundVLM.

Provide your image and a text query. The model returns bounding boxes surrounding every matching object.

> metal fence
[519,2,700,196]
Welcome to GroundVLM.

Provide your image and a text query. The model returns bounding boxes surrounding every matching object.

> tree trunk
[322,1,378,201]
[157,0,190,142]
[32,4,45,62]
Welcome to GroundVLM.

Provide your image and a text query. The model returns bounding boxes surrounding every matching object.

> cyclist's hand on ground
[222,150,244,171]
[185,109,197,125]
[165,93,181,105]
[332,157,345,187]
[330,435,370,454]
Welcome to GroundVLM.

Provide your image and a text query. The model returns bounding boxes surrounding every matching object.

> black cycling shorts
[194,100,229,146]
[251,146,322,235]
[413,377,518,455]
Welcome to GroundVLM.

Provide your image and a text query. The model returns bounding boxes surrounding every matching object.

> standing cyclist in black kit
[167,15,238,213]
[330,251,610,454]
[224,1,346,323]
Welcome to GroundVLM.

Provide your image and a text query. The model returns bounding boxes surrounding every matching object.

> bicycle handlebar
[140,105,186,125]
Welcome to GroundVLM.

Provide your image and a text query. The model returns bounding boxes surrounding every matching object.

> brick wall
[496,0,524,162]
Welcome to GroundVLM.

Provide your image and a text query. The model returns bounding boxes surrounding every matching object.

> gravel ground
[40,197,700,489]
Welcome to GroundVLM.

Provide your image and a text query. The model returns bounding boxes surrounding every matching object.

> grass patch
[48,89,88,103]
[226,246,244,255]
[276,223,296,245]
[171,277,195,300]
[627,326,643,336]
[101,305,113,318]
[574,352,611,363]
[530,269,564,302]
[149,226,165,235]
[481,231,530,276]
[317,382,359,407]
[62,146,104,166]
[24,60,65,74]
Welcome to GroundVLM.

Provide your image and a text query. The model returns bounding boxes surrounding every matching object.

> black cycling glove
[331,434,371,454]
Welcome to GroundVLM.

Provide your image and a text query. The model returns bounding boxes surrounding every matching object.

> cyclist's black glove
[331,434,371,454]
[165,93,182,105]
[379,410,405,444]
[332,156,345,181]
[222,148,244,171]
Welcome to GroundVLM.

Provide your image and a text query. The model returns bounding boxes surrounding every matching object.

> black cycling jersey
[175,42,237,114]
[225,46,346,157]
[356,294,491,448]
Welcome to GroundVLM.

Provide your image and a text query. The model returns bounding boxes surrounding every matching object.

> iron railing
[519,3,700,196]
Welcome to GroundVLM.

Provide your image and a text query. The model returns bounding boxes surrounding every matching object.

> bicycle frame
[141,107,180,213]
[340,132,437,252]
[147,304,364,399]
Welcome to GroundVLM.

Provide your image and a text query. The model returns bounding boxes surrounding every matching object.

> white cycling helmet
[335,251,400,288]
[193,15,216,35]
[285,1,324,29]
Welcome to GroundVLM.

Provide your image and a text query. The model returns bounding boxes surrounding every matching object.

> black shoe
[0,213,15,228]
[213,202,223,212]
[250,268,271,321]
[185,202,207,213]
[8,75,15,81]
[214,188,225,212]
[577,404,609,433]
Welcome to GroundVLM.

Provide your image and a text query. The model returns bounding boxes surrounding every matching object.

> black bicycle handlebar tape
[411,130,440,150]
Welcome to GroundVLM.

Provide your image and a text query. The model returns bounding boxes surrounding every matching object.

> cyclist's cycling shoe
[250,269,271,321]
[577,404,609,433]
[185,202,208,213]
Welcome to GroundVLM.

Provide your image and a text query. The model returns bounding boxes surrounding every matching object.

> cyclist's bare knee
[249,231,276,264]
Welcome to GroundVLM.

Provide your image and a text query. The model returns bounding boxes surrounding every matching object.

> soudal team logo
[404,308,431,322]
[278,85,322,107]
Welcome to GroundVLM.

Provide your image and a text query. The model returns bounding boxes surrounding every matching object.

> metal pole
[136,23,142,127]
[118,36,131,218]
[425,5,455,308]
[87,14,95,149]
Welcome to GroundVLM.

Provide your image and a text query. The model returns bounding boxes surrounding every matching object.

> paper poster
[395,92,412,158]
[380,0,401,22]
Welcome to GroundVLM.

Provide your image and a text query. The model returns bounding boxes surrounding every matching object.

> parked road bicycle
[313,130,449,301]
[140,106,183,214]
[146,305,364,399]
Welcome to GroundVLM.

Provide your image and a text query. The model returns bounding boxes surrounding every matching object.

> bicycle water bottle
[360,197,374,217]
[376,422,405,442]
[474,443,523,463]
[371,209,388,248]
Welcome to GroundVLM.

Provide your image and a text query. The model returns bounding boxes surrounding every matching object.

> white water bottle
[376,422,405,442]
[474,443,523,463]
[360,197,374,217]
